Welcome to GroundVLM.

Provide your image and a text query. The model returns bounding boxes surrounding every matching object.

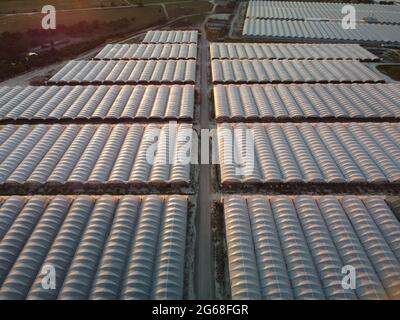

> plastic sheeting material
[0,123,193,186]
[224,195,400,300]
[246,0,400,24]
[0,85,194,121]
[211,59,384,83]
[0,195,188,300]
[48,60,197,85]
[210,43,379,61]
[143,30,198,44]
[243,19,400,44]
[217,122,400,184]
[213,84,400,121]
[94,43,197,60]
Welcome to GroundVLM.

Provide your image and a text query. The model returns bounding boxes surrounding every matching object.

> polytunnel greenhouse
[48,60,197,85]
[94,43,197,60]
[245,0,400,24]
[0,123,193,187]
[224,195,400,300]
[243,19,400,44]
[210,43,379,61]
[246,0,400,12]
[0,195,188,300]
[143,30,198,44]
[211,59,385,84]
[213,84,400,121]
[0,85,195,121]
[217,122,400,185]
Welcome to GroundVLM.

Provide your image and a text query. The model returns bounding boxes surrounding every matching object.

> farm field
[0,6,165,32]
[166,1,213,19]
[139,0,193,3]
[0,0,199,14]
[0,0,129,13]
[377,64,400,81]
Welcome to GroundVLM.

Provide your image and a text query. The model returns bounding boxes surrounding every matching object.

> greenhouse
[94,43,197,60]
[0,123,193,186]
[217,122,400,184]
[246,0,400,24]
[143,30,198,44]
[0,85,194,121]
[211,59,385,83]
[0,194,188,300]
[213,83,400,121]
[48,60,197,85]
[209,43,379,61]
[243,19,400,44]
[224,195,400,299]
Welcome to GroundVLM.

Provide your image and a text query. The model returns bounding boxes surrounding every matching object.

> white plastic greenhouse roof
[210,43,379,61]
[224,195,400,300]
[47,60,196,85]
[0,123,193,186]
[246,0,400,24]
[94,43,197,60]
[217,122,400,185]
[213,84,400,121]
[247,1,400,11]
[0,194,188,300]
[211,59,384,84]
[143,30,198,44]
[0,85,194,121]
[243,18,400,43]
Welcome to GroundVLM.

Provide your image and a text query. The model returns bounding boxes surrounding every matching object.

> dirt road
[194,14,215,300]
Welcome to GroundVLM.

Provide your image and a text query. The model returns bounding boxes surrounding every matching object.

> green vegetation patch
[166,1,212,19]
[376,64,400,82]
[0,0,129,14]
[169,14,206,28]
[0,6,165,32]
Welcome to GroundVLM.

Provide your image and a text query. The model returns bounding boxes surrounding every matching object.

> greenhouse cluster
[0,123,193,186]
[243,0,400,42]
[217,122,400,185]
[246,0,400,24]
[94,43,197,60]
[213,24,400,300]
[224,195,400,300]
[243,18,400,43]
[0,29,199,300]
[210,43,379,61]
[143,30,198,44]
[0,85,195,121]
[0,195,188,300]
[213,83,400,121]
[211,59,385,83]
[48,60,197,85]
[0,0,400,302]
